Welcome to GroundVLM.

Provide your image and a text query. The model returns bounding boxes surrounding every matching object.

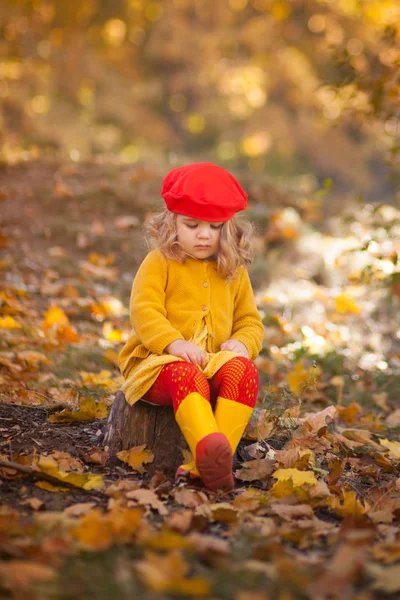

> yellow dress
[121,318,240,406]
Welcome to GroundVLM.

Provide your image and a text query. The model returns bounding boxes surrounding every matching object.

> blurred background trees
[0,0,399,201]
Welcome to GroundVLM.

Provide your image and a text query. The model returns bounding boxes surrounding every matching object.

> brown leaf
[234,458,275,482]
[368,564,400,593]
[337,402,363,425]
[385,409,400,428]
[81,447,109,466]
[135,549,210,595]
[0,561,55,592]
[126,489,168,515]
[187,532,230,556]
[21,497,44,510]
[233,489,263,512]
[299,405,338,436]
[63,503,97,517]
[270,503,314,520]
[164,509,194,534]
[173,488,209,508]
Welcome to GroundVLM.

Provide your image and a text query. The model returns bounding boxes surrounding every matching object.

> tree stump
[103,391,187,477]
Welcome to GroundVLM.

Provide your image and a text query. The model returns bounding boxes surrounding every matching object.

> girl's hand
[220,339,249,358]
[165,340,207,367]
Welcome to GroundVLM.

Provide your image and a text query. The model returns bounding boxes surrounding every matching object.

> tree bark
[103,391,187,477]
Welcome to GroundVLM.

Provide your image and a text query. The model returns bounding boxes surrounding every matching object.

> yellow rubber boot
[175,460,200,479]
[175,392,233,491]
[214,397,254,455]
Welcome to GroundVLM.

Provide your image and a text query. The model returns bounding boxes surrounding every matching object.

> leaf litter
[0,163,399,599]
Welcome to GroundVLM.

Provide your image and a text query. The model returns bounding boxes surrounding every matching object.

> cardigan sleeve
[129,250,184,354]
[230,267,264,360]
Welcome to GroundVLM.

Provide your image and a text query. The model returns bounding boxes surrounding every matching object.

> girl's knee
[164,361,210,401]
[229,356,259,381]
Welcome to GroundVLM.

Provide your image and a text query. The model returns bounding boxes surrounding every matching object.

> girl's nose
[198,227,211,239]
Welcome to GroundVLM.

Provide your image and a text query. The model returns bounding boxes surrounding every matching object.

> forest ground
[0,161,399,600]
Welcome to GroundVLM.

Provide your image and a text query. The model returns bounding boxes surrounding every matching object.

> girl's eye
[186,224,198,229]
[211,224,223,229]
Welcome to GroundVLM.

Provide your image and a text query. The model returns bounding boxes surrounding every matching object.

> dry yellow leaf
[272,468,318,486]
[117,445,154,474]
[70,507,143,549]
[380,438,400,461]
[329,491,366,519]
[17,351,50,367]
[80,369,123,392]
[135,550,210,596]
[287,361,320,394]
[335,292,360,314]
[34,454,105,491]
[209,503,238,523]
[48,396,108,422]
[144,530,192,550]
[42,305,69,329]
[0,316,22,329]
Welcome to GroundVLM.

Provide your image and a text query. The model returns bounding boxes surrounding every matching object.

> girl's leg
[142,362,210,411]
[143,362,233,491]
[209,356,259,455]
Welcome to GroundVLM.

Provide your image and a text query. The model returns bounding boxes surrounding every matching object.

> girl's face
[176,215,224,259]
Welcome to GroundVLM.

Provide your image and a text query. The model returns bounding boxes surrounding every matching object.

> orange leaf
[117,445,154,474]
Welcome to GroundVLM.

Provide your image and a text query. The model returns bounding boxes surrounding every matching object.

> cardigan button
[203,282,208,287]
[210,332,215,337]
[202,305,208,311]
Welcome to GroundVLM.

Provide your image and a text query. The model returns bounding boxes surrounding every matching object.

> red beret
[161,162,248,222]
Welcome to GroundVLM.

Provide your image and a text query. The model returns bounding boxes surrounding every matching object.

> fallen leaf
[164,509,193,534]
[379,438,400,461]
[126,488,168,515]
[385,410,400,428]
[328,491,367,520]
[187,532,230,556]
[117,445,154,474]
[208,503,238,523]
[0,316,22,329]
[21,498,44,510]
[48,397,109,422]
[287,361,320,393]
[173,488,209,508]
[335,292,360,314]
[64,503,96,517]
[368,563,400,593]
[337,402,363,425]
[272,468,318,486]
[235,458,275,482]
[16,351,51,367]
[144,530,192,550]
[270,503,314,520]
[80,369,123,392]
[70,507,143,549]
[135,550,210,596]
[0,561,55,591]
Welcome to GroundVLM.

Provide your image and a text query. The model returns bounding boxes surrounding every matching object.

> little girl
[118,162,264,492]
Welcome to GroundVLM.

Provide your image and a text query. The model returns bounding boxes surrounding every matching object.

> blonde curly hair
[144,209,254,280]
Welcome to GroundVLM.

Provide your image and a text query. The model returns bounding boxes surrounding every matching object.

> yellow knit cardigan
[118,249,264,378]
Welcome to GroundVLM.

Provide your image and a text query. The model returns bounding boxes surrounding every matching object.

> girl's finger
[187,352,197,365]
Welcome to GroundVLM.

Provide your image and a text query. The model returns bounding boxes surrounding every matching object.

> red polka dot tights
[142,357,259,413]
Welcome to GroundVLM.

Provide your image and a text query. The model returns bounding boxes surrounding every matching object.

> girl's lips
[195,245,210,248]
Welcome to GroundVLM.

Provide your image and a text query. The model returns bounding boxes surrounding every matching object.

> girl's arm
[129,251,184,354]
[229,268,264,360]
